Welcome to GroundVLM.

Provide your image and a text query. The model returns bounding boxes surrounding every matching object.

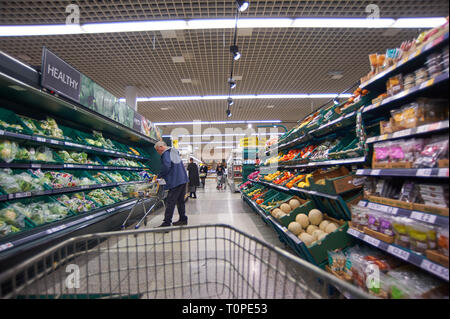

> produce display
[85,131,116,150]
[31,169,95,189]
[106,158,141,167]
[0,119,23,132]
[103,187,128,202]
[57,150,101,165]
[107,171,128,182]
[57,193,98,214]
[91,172,114,184]
[272,171,295,185]
[0,169,45,193]
[0,200,70,232]
[0,140,56,163]
[87,189,116,206]
[327,246,447,299]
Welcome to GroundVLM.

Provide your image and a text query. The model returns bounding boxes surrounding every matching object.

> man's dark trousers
[163,183,187,225]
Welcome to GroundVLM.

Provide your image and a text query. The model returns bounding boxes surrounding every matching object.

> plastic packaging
[437,227,449,256]
[413,135,449,168]
[392,217,411,249]
[0,140,18,163]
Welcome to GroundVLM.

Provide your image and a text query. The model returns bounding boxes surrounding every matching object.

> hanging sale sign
[41,47,81,102]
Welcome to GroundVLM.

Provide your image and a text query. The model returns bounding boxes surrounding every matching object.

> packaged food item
[437,227,449,256]
[407,222,432,254]
[379,215,394,237]
[392,217,411,249]
[328,249,347,272]
[403,73,416,90]
[414,67,428,86]
[386,74,403,96]
[425,53,442,78]
[374,142,390,163]
[367,211,381,232]
[413,135,449,168]
[0,140,19,163]
[399,181,417,203]
[369,53,378,71]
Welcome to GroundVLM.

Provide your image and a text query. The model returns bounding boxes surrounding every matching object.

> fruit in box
[280,203,292,214]
[306,225,319,235]
[308,209,323,226]
[325,223,338,234]
[288,222,303,236]
[289,199,300,210]
[295,214,309,228]
[299,233,314,246]
[319,220,330,231]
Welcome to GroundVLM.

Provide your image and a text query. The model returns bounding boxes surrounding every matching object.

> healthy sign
[41,47,81,102]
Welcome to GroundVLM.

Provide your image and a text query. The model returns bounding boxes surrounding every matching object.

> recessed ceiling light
[266,105,275,109]
[171,56,185,63]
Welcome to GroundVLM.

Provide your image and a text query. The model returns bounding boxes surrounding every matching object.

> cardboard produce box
[309,166,363,195]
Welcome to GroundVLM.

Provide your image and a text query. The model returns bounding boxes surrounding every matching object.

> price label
[48,139,59,145]
[80,185,89,189]
[358,201,367,207]
[393,129,411,138]
[46,224,67,234]
[87,166,93,169]
[86,146,92,150]
[416,169,432,177]
[387,245,410,261]
[347,228,361,237]
[364,235,381,247]
[64,141,77,147]
[0,242,13,252]
[410,211,437,224]
[420,259,449,281]
[36,137,46,143]
[101,184,107,187]
[416,124,429,134]
[370,169,381,176]
[438,169,449,177]
[106,208,115,213]
[85,215,94,220]
[14,192,31,199]
[66,164,74,168]
[420,78,435,89]
[0,129,4,136]
[31,164,41,169]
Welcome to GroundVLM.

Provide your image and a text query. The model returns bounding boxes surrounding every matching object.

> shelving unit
[241,23,449,296]
[0,50,163,271]
[227,149,243,193]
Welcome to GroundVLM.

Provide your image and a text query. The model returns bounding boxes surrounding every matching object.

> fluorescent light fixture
[129,93,352,102]
[215,146,235,149]
[1,17,445,37]
[179,141,237,145]
[292,18,395,28]
[163,132,282,138]
[154,120,282,126]
[391,17,447,28]
[82,20,188,33]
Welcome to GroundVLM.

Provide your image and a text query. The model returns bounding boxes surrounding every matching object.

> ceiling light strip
[154,120,282,126]
[0,17,446,37]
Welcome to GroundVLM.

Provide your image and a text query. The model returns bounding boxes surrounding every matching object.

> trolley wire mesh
[0,224,372,299]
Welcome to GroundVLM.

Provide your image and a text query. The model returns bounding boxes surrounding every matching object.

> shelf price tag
[364,235,381,247]
[64,141,78,147]
[370,169,381,176]
[36,137,46,143]
[0,242,14,252]
[393,129,411,138]
[31,164,41,169]
[0,130,4,136]
[85,215,94,220]
[420,259,449,281]
[438,169,449,177]
[416,169,432,177]
[410,211,437,224]
[14,192,31,199]
[387,245,410,261]
[106,208,115,213]
[48,139,59,145]
[87,166,93,169]
[347,228,361,238]
[46,224,67,234]
[66,164,74,168]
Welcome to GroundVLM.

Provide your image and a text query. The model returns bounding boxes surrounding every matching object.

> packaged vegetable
[0,140,18,163]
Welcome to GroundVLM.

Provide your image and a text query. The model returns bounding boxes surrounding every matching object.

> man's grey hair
[154,141,167,149]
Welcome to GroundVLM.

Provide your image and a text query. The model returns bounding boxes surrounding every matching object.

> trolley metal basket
[0,224,372,299]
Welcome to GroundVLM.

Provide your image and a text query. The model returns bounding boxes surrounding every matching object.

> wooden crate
[426,250,449,268]
[363,227,395,244]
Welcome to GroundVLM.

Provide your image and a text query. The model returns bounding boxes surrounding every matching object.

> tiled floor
[142,179,289,251]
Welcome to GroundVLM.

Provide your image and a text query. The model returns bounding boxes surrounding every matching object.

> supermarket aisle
[144,179,287,249]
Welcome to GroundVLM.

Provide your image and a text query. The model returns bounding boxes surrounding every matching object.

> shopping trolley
[121,179,168,229]
[0,224,372,299]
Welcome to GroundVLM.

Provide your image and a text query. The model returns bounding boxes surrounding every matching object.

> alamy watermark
[65,264,80,289]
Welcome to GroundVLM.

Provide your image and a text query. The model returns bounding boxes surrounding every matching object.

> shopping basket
[0,224,372,299]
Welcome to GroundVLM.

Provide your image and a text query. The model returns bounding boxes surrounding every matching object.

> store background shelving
[227,149,243,193]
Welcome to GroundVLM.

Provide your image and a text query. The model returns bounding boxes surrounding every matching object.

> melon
[325,223,338,234]
[306,225,319,235]
[280,203,292,214]
[317,233,327,241]
[319,220,330,232]
[288,222,303,236]
[289,199,301,210]
[308,209,323,226]
[299,233,314,246]
[312,229,325,241]
[295,214,309,228]
[271,208,282,217]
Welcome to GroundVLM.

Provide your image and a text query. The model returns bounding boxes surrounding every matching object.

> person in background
[199,164,208,188]
[187,158,200,198]
[154,141,189,227]
[216,165,224,190]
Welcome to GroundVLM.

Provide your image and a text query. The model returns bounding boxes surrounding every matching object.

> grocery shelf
[356,168,449,178]
[347,227,449,282]
[366,120,449,144]
[363,71,449,114]
[0,128,149,161]
[0,162,146,171]
[278,156,366,169]
[0,197,140,256]
[360,32,449,90]
[309,111,358,137]
[0,180,147,202]
[358,200,448,227]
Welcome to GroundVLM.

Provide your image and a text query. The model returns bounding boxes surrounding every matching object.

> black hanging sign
[41,47,81,102]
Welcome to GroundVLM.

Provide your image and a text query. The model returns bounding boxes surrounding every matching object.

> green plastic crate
[279,198,316,228]
[0,168,51,195]
[54,191,100,215]
[0,107,34,135]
